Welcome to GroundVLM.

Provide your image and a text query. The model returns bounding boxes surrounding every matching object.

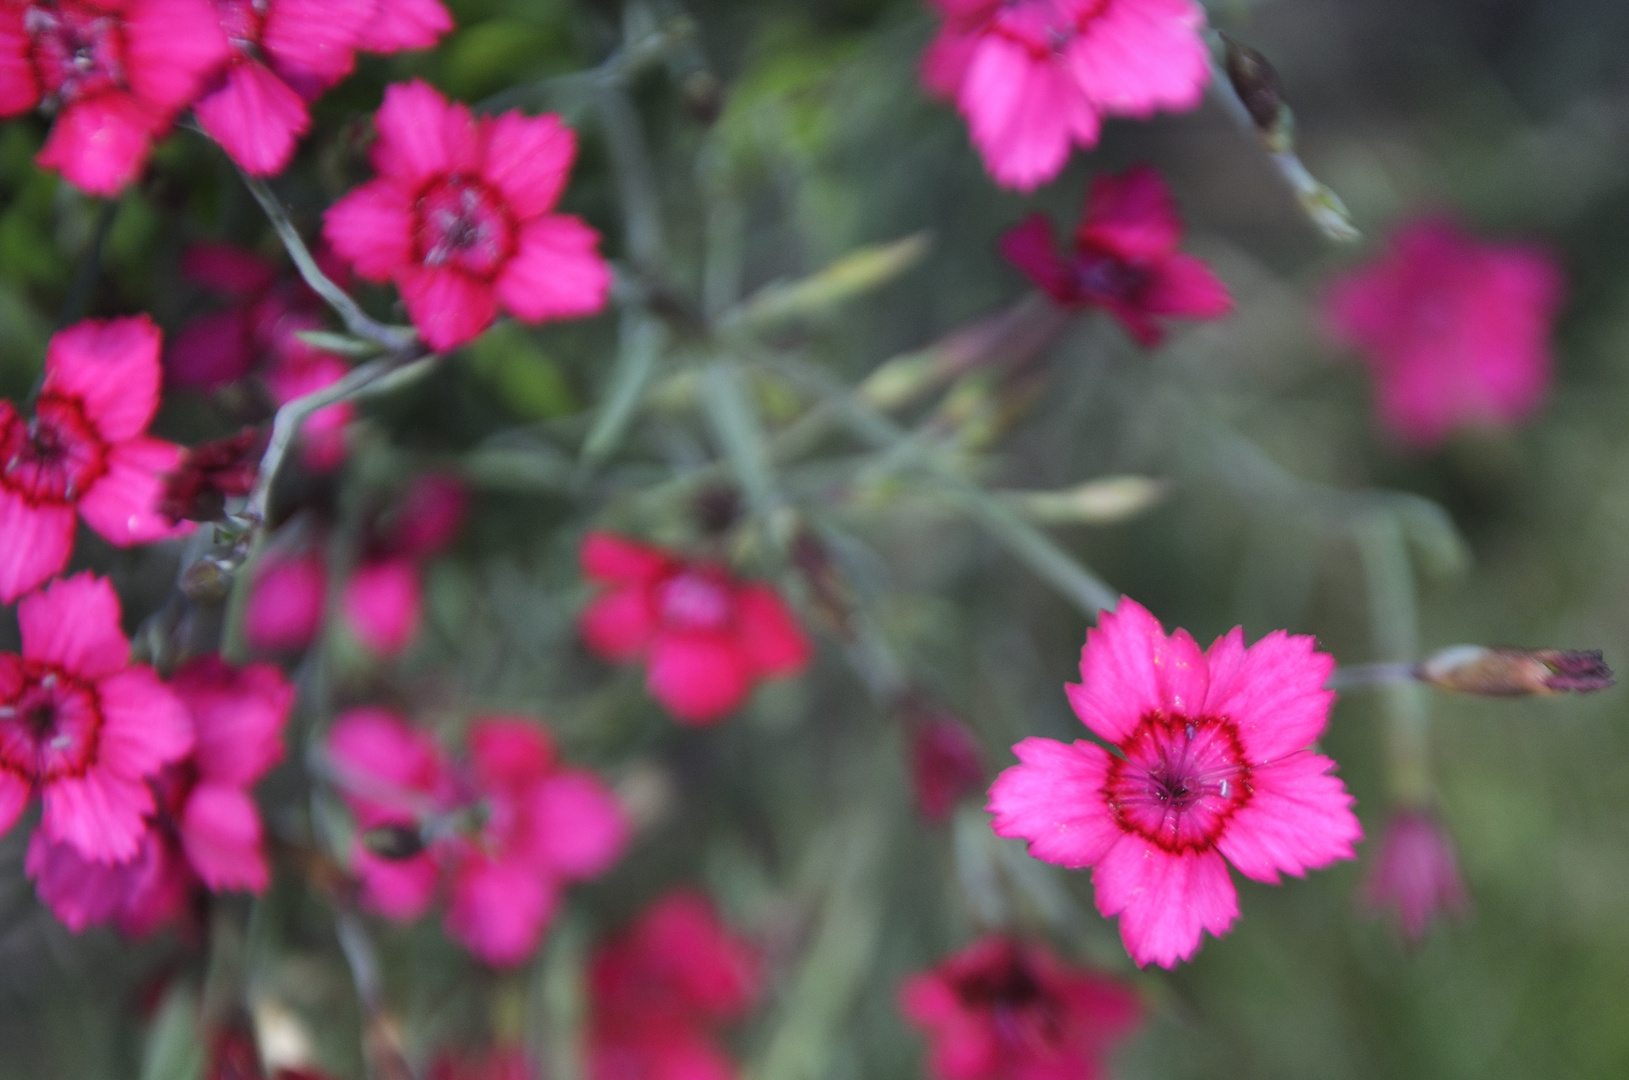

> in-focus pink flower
[324,80,611,352]
[0,0,229,194]
[906,707,986,824]
[580,532,813,725]
[0,574,192,863]
[1360,808,1468,944]
[1323,215,1565,448]
[192,0,376,175]
[900,935,1142,1080]
[988,597,1362,968]
[0,316,191,603]
[327,709,630,966]
[245,546,328,653]
[1000,165,1231,347]
[922,0,1210,191]
[28,654,294,934]
[589,889,760,1080]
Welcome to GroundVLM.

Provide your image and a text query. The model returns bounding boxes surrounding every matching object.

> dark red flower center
[413,176,516,279]
[212,0,267,53]
[1068,247,1150,308]
[952,948,1065,1056]
[654,570,735,632]
[993,0,1110,56]
[0,395,108,506]
[1104,713,1251,853]
[0,663,103,782]
[25,1,129,105]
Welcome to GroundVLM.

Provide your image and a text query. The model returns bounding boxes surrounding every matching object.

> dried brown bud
[1417,645,1615,697]
[1221,33,1287,138]
[161,428,265,524]
[681,70,724,126]
[360,823,426,861]
[180,557,234,605]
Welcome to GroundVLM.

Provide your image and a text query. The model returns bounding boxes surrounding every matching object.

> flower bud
[1417,645,1614,697]
[360,823,426,861]
[1361,809,1468,944]
[161,428,265,524]
[1221,33,1289,145]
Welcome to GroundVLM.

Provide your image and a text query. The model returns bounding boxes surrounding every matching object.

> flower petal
[1142,253,1232,319]
[323,179,415,282]
[582,531,673,585]
[355,846,440,920]
[123,0,232,110]
[172,656,292,785]
[262,0,374,89]
[1067,596,1207,745]
[193,60,310,177]
[181,781,270,891]
[1067,0,1209,117]
[370,79,477,183]
[355,0,453,53]
[960,36,1099,192]
[445,852,557,967]
[77,435,191,546]
[646,632,752,725]
[987,737,1120,868]
[1077,164,1183,260]
[96,666,196,776]
[1216,750,1360,883]
[494,215,612,324]
[0,485,75,605]
[527,770,629,880]
[398,265,499,352]
[41,767,156,864]
[244,548,328,653]
[1092,838,1237,968]
[43,315,163,443]
[734,583,811,677]
[18,572,129,679]
[1201,626,1334,762]
[482,111,575,219]
[341,556,422,657]
[37,93,158,196]
[0,5,40,117]
[1000,213,1074,302]
[581,588,658,662]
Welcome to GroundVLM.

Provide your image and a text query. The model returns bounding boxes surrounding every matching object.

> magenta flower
[323,80,611,352]
[429,1046,537,1080]
[922,0,1210,191]
[907,708,986,824]
[244,546,328,653]
[327,709,631,966]
[1323,215,1565,448]
[0,316,191,604]
[339,472,468,657]
[988,597,1361,968]
[589,889,761,1080]
[579,531,814,725]
[1361,808,1468,944]
[900,935,1142,1080]
[0,0,229,194]
[0,573,192,863]
[1000,165,1231,347]
[27,654,294,934]
[355,0,452,53]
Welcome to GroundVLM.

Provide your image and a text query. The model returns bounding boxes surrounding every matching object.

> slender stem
[597,86,665,276]
[1326,662,1419,691]
[1355,515,1433,805]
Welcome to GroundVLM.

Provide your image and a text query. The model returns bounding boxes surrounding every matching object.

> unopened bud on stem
[1417,645,1615,697]
[1221,33,1289,147]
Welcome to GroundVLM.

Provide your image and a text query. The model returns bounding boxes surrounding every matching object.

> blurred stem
[597,86,665,277]
[700,146,745,321]
[336,912,416,1080]
[582,307,667,466]
[54,198,118,330]
[1354,515,1433,805]
[475,14,694,116]
[1327,662,1419,691]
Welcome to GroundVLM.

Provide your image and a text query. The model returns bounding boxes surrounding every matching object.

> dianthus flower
[905,703,987,824]
[900,935,1142,1080]
[0,0,229,194]
[589,889,760,1080]
[244,544,328,653]
[1323,215,1564,448]
[354,0,452,53]
[922,0,1210,191]
[0,573,192,863]
[323,80,611,352]
[0,316,190,603]
[27,655,294,934]
[1000,165,1231,347]
[579,531,813,725]
[339,471,467,657]
[1360,808,1468,944]
[327,709,630,966]
[988,597,1361,968]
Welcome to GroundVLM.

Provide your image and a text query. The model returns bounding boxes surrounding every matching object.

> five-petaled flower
[1000,165,1231,347]
[327,708,630,966]
[922,0,1211,191]
[900,935,1142,1080]
[0,316,192,604]
[988,596,1361,968]
[1322,215,1564,448]
[323,79,611,352]
[0,0,229,194]
[0,573,193,864]
[579,531,814,725]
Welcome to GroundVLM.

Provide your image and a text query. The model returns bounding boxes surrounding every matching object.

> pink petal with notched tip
[1216,750,1360,883]
[181,780,270,891]
[1067,596,1207,745]
[0,486,75,605]
[193,60,310,177]
[323,180,416,282]
[1092,838,1237,968]
[733,583,811,677]
[495,215,612,324]
[959,35,1099,192]
[42,316,163,443]
[987,737,1120,868]
[398,265,499,352]
[527,770,629,880]
[482,111,575,219]
[355,0,452,53]
[18,573,130,679]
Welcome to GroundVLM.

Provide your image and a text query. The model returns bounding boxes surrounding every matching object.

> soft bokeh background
[0,0,1627,1077]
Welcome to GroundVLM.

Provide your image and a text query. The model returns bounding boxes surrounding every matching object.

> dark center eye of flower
[1071,248,1150,306]
[993,0,1110,56]
[26,5,127,104]
[414,177,516,278]
[0,666,103,782]
[1104,714,1251,854]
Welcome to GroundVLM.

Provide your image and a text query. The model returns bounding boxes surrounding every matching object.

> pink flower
[0,573,192,863]
[1360,808,1468,943]
[192,0,376,176]
[987,597,1362,968]
[28,654,294,933]
[589,889,760,1080]
[355,0,451,53]
[0,0,229,194]
[906,706,986,824]
[900,935,1142,1080]
[323,80,611,352]
[327,709,631,966]
[0,316,191,603]
[245,546,328,653]
[341,556,420,656]
[1323,215,1565,448]
[159,428,262,524]
[922,0,1210,191]
[1000,165,1231,347]
[579,532,813,725]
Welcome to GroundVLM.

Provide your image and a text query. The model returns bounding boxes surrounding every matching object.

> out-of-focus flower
[339,472,468,658]
[1361,808,1468,943]
[905,703,986,823]
[921,0,1210,192]
[900,935,1142,1080]
[192,0,376,175]
[160,428,264,524]
[327,710,630,966]
[1000,165,1231,347]
[28,655,294,933]
[0,316,191,603]
[0,574,193,863]
[0,0,229,194]
[428,1045,537,1080]
[1323,215,1564,448]
[579,532,813,725]
[1417,645,1614,697]
[324,80,610,352]
[354,0,452,53]
[245,547,328,653]
[988,597,1361,968]
[589,889,760,1080]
